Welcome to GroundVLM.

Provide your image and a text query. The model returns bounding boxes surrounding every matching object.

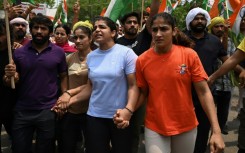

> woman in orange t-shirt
[114,12,225,153]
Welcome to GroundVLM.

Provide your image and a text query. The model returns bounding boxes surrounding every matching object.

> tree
[0,0,56,9]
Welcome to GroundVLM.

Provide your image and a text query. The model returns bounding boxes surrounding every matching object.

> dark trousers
[130,103,146,153]
[214,91,231,130]
[57,112,86,153]
[238,104,245,150]
[0,114,13,153]
[193,104,211,153]
[85,115,132,153]
[12,109,56,153]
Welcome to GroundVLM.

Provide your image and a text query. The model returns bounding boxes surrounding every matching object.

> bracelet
[124,107,133,115]
[64,90,71,97]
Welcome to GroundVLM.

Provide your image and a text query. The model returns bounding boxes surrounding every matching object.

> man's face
[142,15,149,25]
[13,23,27,40]
[122,16,139,36]
[211,23,225,38]
[240,16,245,34]
[189,14,207,33]
[31,24,50,45]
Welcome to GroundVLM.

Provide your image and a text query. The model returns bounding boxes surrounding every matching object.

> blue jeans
[12,109,56,153]
[85,115,132,153]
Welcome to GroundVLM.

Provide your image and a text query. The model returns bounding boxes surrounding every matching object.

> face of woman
[73,29,91,51]
[151,17,176,51]
[54,27,68,45]
[92,20,115,45]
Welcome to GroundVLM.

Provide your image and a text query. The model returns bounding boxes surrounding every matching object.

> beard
[190,23,206,33]
[124,28,138,36]
[214,31,224,37]
[32,34,50,45]
[15,30,26,40]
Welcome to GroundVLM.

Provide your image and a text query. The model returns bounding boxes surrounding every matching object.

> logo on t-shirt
[179,64,187,75]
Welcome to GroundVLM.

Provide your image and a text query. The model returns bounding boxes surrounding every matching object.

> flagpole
[140,0,144,30]
[132,2,133,12]
[3,0,15,89]
[225,0,229,19]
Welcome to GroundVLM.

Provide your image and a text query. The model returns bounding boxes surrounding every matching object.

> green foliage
[64,0,152,24]
[0,0,55,9]
[172,0,203,30]
[0,0,205,31]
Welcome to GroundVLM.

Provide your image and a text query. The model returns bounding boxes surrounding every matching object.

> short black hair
[29,15,53,33]
[93,16,118,42]
[150,12,176,29]
[143,11,149,16]
[120,12,140,25]
[54,24,71,35]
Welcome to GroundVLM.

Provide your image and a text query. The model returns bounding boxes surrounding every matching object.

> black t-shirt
[185,31,227,76]
[117,28,152,56]
[185,31,227,106]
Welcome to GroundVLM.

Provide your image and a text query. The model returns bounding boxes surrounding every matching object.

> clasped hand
[113,108,132,129]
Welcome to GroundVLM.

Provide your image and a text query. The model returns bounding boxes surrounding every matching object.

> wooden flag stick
[225,0,229,19]
[140,0,145,30]
[4,0,15,89]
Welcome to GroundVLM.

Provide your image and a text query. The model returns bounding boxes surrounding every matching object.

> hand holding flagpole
[4,0,15,89]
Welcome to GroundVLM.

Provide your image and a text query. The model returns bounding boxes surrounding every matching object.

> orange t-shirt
[136,45,208,136]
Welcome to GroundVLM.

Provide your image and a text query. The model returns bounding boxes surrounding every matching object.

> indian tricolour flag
[209,0,220,18]
[104,0,136,22]
[60,0,67,23]
[158,0,173,13]
[229,1,245,47]
[202,0,213,12]
[218,0,240,19]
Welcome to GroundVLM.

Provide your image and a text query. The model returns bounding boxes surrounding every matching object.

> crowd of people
[1,1,245,153]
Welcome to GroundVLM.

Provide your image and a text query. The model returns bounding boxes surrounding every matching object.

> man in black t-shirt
[184,8,243,153]
[117,12,152,56]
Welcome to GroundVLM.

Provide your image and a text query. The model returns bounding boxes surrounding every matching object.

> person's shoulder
[207,33,221,42]
[14,41,31,53]
[117,36,126,42]
[138,48,153,59]
[115,44,135,54]
[51,43,65,52]
[116,36,128,44]
[174,45,197,56]
[115,43,130,49]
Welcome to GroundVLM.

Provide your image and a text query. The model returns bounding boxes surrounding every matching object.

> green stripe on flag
[28,0,36,5]
[109,0,134,22]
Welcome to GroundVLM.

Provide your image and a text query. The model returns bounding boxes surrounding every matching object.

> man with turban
[208,7,245,153]
[208,16,237,136]
[10,17,30,49]
[184,7,243,153]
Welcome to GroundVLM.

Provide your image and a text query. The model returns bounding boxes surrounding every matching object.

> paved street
[1,87,241,153]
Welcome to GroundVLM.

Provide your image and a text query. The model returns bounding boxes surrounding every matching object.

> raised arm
[72,1,80,27]
[209,49,245,85]
[145,0,160,33]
